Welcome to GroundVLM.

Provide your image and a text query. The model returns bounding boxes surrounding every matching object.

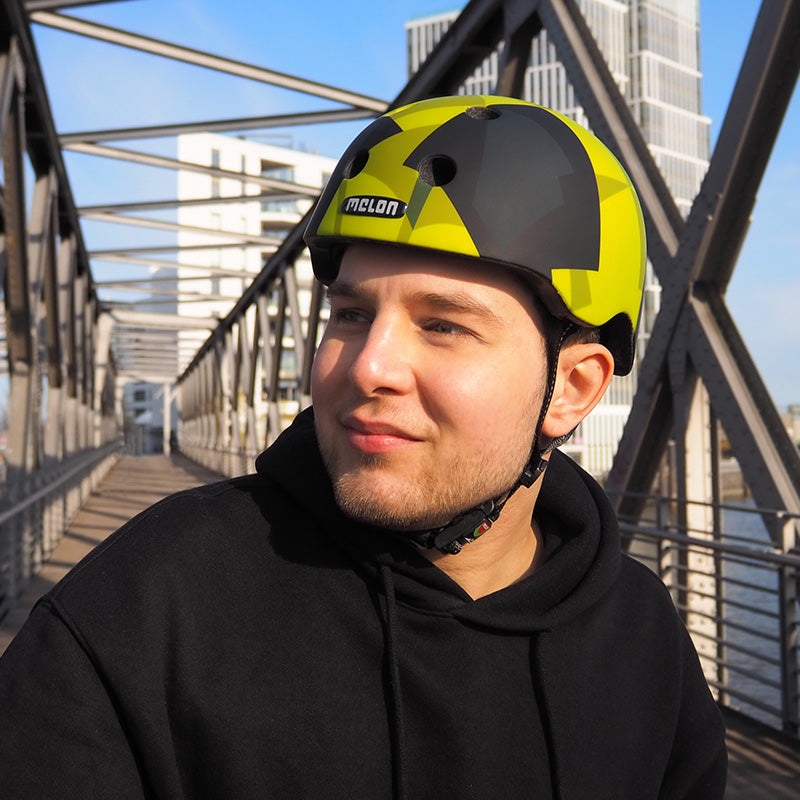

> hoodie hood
[256,407,621,633]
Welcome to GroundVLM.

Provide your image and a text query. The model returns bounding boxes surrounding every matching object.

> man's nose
[347,317,415,396]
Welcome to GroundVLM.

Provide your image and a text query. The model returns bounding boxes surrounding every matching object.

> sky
[20,0,800,411]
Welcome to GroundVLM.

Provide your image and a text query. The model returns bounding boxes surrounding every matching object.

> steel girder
[58,108,378,144]
[62,142,323,197]
[0,0,120,621]
[27,8,388,382]
[175,207,316,473]
[29,10,388,112]
[602,0,800,549]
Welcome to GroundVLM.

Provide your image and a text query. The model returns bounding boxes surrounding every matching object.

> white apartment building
[123,136,335,453]
[176,135,336,374]
[406,1,711,475]
[172,135,337,442]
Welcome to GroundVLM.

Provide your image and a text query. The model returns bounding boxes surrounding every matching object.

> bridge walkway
[1,454,799,798]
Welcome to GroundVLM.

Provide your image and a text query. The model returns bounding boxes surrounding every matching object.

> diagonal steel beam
[89,253,253,279]
[57,234,77,402]
[40,171,63,394]
[80,210,284,247]
[2,78,35,476]
[62,141,322,195]
[0,38,25,148]
[25,0,140,10]
[30,11,388,112]
[26,168,57,329]
[96,275,243,287]
[689,288,800,527]
[108,309,216,330]
[90,241,275,257]
[607,0,800,521]
[494,1,542,98]
[96,284,231,300]
[77,193,297,215]
[686,0,800,292]
[59,108,378,144]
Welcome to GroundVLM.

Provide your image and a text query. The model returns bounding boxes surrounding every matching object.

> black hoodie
[0,409,726,799]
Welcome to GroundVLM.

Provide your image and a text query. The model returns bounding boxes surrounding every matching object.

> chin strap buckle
[411,454,549,555]
[431,454,549,554]
[519,454,547,488]
[431,503,500,554]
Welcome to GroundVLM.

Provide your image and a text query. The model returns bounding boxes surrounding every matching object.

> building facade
[406,0,710,475]
[175,135,336,443]
[121,381,174,455]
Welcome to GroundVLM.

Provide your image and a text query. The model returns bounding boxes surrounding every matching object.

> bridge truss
[1,0,799,732]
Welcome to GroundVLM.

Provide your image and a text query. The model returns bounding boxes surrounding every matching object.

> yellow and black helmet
[304,95,646,375]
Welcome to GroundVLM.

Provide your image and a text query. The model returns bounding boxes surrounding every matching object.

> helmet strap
[529,320,578,459]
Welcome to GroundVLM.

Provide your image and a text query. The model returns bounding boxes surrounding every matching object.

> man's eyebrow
[325,280,364,302]
[326,280,505,326]
[406,289,505,326]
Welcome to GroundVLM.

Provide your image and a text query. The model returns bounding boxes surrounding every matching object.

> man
[0,96,726,798]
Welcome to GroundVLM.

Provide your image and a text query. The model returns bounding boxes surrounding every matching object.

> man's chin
[331,479,454,532]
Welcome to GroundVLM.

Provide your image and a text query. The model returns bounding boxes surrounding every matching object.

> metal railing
[617,494,800,738]
[0,442,121,622]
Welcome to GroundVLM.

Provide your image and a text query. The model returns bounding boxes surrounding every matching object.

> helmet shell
[304,95,646,374]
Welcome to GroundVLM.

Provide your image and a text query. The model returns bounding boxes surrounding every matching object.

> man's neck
[420,482,544,600]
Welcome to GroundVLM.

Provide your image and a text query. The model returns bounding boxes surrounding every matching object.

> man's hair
[567,325,602,346]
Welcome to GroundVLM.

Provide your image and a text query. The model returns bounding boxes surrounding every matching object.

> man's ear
[540,342,615,441]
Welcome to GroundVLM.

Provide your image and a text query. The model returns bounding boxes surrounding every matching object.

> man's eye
[425,319,470,337]
[331,307,369,325]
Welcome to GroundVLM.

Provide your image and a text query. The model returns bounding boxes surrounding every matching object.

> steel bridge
[1,0,800,787]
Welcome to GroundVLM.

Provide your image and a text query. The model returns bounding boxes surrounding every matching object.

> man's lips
[341,417,421,454]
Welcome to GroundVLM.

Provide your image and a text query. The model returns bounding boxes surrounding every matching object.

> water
[719,503,794,728]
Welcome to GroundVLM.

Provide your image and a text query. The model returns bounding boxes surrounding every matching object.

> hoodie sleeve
[534,555,727,800]
[658,625,728,800]
[0,601,147,798]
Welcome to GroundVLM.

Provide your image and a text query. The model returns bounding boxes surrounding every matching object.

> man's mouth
[341,415,421,454]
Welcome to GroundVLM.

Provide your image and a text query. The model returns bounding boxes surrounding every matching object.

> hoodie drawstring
[530,634,562,800]
[379,563,408,800]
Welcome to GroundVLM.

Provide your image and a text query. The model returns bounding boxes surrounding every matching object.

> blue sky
[26,0,800,411]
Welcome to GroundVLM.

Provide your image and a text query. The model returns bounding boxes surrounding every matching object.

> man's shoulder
[97,471,275,543]
[616,554,678,610]
[598,554,688,644]
[118,472,272,533]
[46,472,287,610]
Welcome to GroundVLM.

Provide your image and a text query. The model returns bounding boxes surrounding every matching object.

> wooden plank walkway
[0,453,225,652]
[2,453,799,798]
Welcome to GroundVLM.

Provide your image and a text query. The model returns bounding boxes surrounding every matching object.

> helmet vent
[417,154,457,187]
[343,149,369,179]
[465,106,500,120]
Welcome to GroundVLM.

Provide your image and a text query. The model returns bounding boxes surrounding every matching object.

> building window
[211,148,221,198]
[261,160,297,213]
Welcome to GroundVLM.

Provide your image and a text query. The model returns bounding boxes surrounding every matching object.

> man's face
[311,243,548,531]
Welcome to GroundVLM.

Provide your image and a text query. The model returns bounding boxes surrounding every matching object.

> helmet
[304,95,646,375]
